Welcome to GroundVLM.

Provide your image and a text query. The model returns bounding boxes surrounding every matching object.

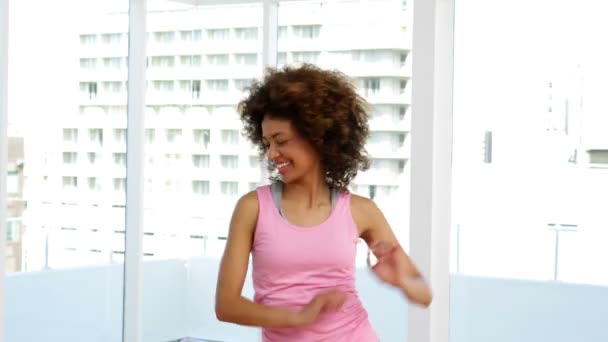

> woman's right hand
[290,289,347,327]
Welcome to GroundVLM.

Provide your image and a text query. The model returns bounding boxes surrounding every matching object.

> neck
[282,168,330,208]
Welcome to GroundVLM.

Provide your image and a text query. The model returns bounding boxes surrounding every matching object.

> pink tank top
[252,185,379,342]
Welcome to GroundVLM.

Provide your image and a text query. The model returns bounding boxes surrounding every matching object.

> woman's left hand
[369,240,433,306]
[369,240,410,287]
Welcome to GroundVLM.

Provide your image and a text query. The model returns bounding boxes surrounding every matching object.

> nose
[267,143,280,161]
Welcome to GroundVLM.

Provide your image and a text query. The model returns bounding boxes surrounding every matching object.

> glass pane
[142,1,263,341]
[276,0,413,340]
[5,0,127,341]
[450,0,608,341]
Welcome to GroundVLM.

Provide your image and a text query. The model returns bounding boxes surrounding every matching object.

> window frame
[0,0,454,341]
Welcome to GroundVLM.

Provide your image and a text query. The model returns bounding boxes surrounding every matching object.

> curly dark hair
[238,64,370,190]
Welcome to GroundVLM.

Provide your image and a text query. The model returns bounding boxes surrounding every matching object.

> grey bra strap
[271,182,338,218]
[271,181,284,216]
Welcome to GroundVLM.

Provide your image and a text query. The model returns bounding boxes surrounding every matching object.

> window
[400,52,408,66]
[87,152,97,165]
[103,57,124,69]
[80,58,97,70]
[6,0,130,327]
[398,132,407,147]
[589,150,608,165]
[86,129,103,146]
[193,129,210,147]
[180,80,201,99]
[220,155,239,169]
[249,156,260,168]
[62,176,78,190]
[363,78,381,96]
[79,34,97,45]
[63,152,78,165]
[234,79,253,92]
[221,129,239,145]
[192,154,210,168]
[63,128,78,143]
[220,181,238,196]
[113,178,126,192]
[113,153,127,167]
[443,4,608,340]
[166,129,183,143]
[150,56,175,68]
[113,129,127,144]
[87,177,99,191]
[398,160,407,173]
[207,80,228,92]
[293,51,320,64]
[234,53,258,66]
[103,81,123,93]
[277,52,287,66]
[180,30,202,42]
[192,80,201,98]
[353,50,384,63]
[152,81,174,92]
[293,25,321,39]
[399,106,407,120]
[80,82,98,99]
[101,33,122,44]
[400,79,408,94]
[192,180,210,195]
[145,129,155,144]
[371,158,400,174]
[6,220,20,242]
[206,54,229,66]
[278,26,288,39]
[235,27,258,40]
[180,55,202,67]
[375,185,399,200]
[153,31,175,43]
[164,154,182,167]
[207,28,229,40]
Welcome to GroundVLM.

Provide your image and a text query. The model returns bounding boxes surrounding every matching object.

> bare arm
[215,191,296,327]
[215,191,344,327]
[351,195,433,307]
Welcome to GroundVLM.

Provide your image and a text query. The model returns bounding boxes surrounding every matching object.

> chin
[278,172,298,184]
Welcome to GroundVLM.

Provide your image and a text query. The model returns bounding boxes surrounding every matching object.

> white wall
[6,259,608,342]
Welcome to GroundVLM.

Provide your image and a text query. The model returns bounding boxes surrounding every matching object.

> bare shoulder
[349,193,382,235]
[228,190,260,235]
[349,193,377,210]
[236,190,260,213]
[349,193,394,243]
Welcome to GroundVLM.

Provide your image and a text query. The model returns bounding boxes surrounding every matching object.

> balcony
[369,116,410,132]
[366,142,410,159]
[328,61,411,79]
[359,89,410,106]
[6,259,608,342]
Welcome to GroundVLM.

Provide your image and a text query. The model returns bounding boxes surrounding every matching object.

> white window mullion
[409,0,455,341]
[0,0,9,339]
[260,0,278,184]
[262,0,278,69]
[123,0,146,342]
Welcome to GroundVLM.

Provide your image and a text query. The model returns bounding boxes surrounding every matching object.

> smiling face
[261,116,322,184]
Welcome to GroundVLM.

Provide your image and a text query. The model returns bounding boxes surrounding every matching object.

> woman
[215,64,432,342]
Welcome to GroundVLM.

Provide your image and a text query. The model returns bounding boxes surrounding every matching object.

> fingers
[321,290,346,312]
[313,289,346,314]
